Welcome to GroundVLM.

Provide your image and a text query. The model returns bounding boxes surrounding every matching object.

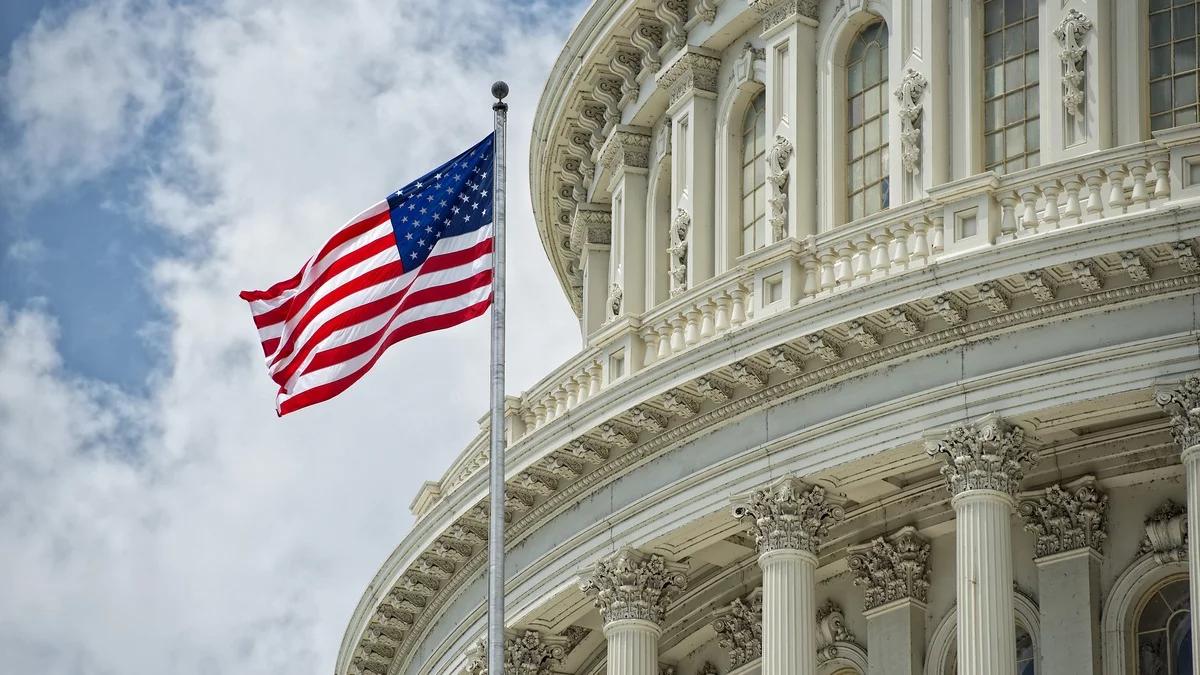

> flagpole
[487,80,509,675]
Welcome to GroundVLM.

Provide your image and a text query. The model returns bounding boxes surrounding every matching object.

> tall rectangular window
[741,93,767,254]
[1150,0,1200,131]
[983,0,1040,173]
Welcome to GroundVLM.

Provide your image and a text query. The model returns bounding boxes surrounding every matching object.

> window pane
[849,61,863,93]
[1153,45,1174,78]
[985,32,1004,65]
[986,64,1005,97]
[1152,12,1173,46]
[1180,38,1198,72]
[1025,118,1039,152]
[1005,58,1024,89]
[1153,78,1175,112]
[865,118,880,150]
[1176,73,1198,105]
[1005,0,1023,22]
[986,131,1003,165]
[846,20,889,221]
[1006,90,1025,122]
[1176,5,1197,37]
[1025,52,1039,82]
[1026,85,1039,118]
[1006,125,1024,158]
[1178,106,1199,125]
[985,0,1003,29]
[987,98,1004,127]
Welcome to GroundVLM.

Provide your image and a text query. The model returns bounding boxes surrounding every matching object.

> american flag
[240,134,495,416]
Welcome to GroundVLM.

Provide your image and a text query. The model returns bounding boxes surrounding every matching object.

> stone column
[657,48,719,295]
[847,526,931,675]
[1155,376,1200,663]
[926,414,1038,675]
[1017,476,1108,675]
[598,126,652,317]
[571,203,612,335]
[733,478,845,675]
[580,547,688,675]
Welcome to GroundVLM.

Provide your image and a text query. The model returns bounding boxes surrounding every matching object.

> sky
[0,1,586,673]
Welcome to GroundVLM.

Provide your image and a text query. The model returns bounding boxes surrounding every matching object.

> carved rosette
[1053,9,1093,117]
[1141,500,1188,564]
[732,479,846,555]
[925,414,1038,499]
[766,135,793,241]
[1018,477,1108,558]
[846,526,931,610]
[1155,376,1200,453]
[711,589,763,667]
[459,630,568,675]
[669,209,691,296]
[815,600,856,663]
[750,0,819,33]
[895,69,927,175]
[580,547,689,625]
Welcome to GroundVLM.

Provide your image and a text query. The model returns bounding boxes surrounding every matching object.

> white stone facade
[337,1,1200,674]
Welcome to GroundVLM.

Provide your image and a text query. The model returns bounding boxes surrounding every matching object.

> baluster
[533,403,547,428]
[1040,181,1061,231]
[1018,186,1040,236]
[999,193,1019,238]
[835,244,855,287]
[930,215,945,254]
[565,379,579,409]
[588,361,603,397]
[669,315,686,353]
[1083,170,1106,220]
[890,224,911,270]
[1127,160,1151,209]
[1153,158,1171,199]
[819,251,837,292]
[852,235,873,280]
[714,292,731,331]
[554,387,568,417]
[520,409,536,437]
[910,219,930,265]
[656,324,671,361]
[699,300,716,339]
[1061,177,1083,224]
[642,328,659,367]
[870,230,891,277]
[684,307,701,346]
[802,258,820,297]
[730,286,748,326]
[1106,164,1128,214]
[574,373,590,404]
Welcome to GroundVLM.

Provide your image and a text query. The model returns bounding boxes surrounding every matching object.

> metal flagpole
[487,80,509,675]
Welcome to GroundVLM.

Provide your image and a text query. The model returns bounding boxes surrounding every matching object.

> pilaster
[658,48,719,294]
[599,126,652,318]
[1154,376,1200,664]
[1041,2,1113,162]
[848,526,930,675]
[890,0,948,199]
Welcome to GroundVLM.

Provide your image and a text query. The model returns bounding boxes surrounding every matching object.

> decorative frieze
[750,0,819,33]
[767,345,805,374]
[976,281,1011,314]
[807,334,842,363]
[568,204,611,252]
[888,306,923,336]
[1018,476,1108,558]
[847,526,931,610]
[847,320,880,349]
[933,293,966,325]
[766,135,793,241]
[711,588,763,668]
[1072,260,1103,290]
[600,127,652,174]
[732,478,846,554]
[815,601,856,663]
[657,50,721,107]
[1053,9,1093,117]
[1141,500,1188,563]
[696,375,733,402]
[925,414,1037,498]
[1155,376,1200,452]
[580,547,689,625]
[1024,270,1058,302]
[727,360,768,389]
[669,209,691,296]
[1171,241,1199,272]
[895,69,928,175]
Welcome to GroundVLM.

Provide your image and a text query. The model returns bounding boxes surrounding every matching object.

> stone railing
[420,140,1179,516]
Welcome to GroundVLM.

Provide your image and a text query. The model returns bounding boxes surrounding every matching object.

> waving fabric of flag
[240,134,495,416]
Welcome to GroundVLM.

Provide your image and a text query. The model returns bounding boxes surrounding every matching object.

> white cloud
[0,1,584,674]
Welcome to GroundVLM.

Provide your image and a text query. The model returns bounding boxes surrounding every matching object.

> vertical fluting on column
[926,414,1038,675]
[1155,377,1200,664]
[733,478,845,675]
[579,547,688,675]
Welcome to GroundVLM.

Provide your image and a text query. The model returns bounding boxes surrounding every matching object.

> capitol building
[338,0,1200,673]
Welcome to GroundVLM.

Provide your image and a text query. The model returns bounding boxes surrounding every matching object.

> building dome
[339,1,1200,674]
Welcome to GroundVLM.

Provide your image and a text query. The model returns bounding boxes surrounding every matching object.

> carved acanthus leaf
[1053,9,1093,117]
[712,589,763,667]
[766,345,805,374]
[732,479,845,554]
[847,526,931,610]
[696,375,733,402]
[815,600,855,663]
[933,293,966,325]
[976,281,1011,314]
[1024,270,1058,302]
[580,548,688,624]
[728,360,768,389]
[1141,500,1188,563]
[1155,377,1200,452]
[895,68,928,174]
[925,414,1037,498]
[888,306,923,336]
[1018,477,1108,557]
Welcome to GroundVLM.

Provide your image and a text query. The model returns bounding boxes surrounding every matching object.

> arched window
[741,92,767,254]
[1149,0,1200,131]
[983,0,1039,173]
[1135,577,1192,674]
[846,21,889,221]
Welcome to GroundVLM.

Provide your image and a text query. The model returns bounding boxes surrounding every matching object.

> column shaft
[954,490,1016,674]
[865,601,925,675]
[1035,550,1102,674]
[1185,447,1200,665]
[604,620,660,675]
[760,549,817,675]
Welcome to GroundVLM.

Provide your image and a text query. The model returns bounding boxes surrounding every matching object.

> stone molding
[1018,475,1108,558]
[657,49,721,107]
[749,0,819,33]
[569,203,612,252]
[925,414,1038,498]
[459,630,568,675]
[732,478,845,555]
[816,600,856,663]
[711,588,763,668]
[1154,376,1200,452]
[580,547,688,625]
[1141,500,1188,564]
[847,525,931,610]
[600,126,652,174]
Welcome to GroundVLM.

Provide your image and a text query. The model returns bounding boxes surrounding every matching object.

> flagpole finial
[491,81,509,108]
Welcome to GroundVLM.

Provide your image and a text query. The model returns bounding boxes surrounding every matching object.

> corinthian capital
[459,630,567,675]
[711,588,762,668]
[1155,376,1200,454]
[1018,476,1108,558]
[732,478,846,555]
[579,547,688,625]
[847,526,931,611]
[925,414,1038,498]
[750,0,819,33]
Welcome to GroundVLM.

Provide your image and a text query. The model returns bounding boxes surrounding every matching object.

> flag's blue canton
[386,133,494,271]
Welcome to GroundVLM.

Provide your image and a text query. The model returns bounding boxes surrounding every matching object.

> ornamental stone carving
[655,0,688,53]
[610,47,642,110]
[1018,476,1108,558]
[607,283,624,320]
[711,588,763,668]
[600,127,652,175]
[895,68,927,175]
[459,630,568,675]
[1155,376,1200,452]
[568,204,611,253]
[1141,500,1188,564]
[750,0,818,33]
[815,600,856,663]
[730,42,765,91]
[1054,9,1093,117]
[579,547,689,625]
[631,14,664,77]
[669,209,691,296]
[657,50,721,107]
[847,526,931,610]
[766,135,793,241]
[925,414,1038,498]
[732,478,846,555]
